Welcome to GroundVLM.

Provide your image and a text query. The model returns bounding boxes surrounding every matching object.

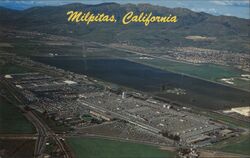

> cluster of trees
[161,131,180,141]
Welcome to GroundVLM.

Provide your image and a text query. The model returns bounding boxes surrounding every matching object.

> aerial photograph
[0,0,249,158]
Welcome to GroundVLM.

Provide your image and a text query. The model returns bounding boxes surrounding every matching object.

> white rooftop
[63,80,77,85]
[4,74,12,79]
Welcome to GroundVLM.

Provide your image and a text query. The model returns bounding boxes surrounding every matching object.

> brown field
[0,139,35,158]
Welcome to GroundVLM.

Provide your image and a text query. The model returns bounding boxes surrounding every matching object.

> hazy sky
[0,0,249,19]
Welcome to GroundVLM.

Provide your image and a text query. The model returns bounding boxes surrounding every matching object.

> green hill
[0,3,249,52]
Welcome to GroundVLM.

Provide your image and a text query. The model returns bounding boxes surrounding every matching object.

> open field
[220,135,250,155]
[0,97,35,134]
[0,139,35,158]
[199,111,250,129]
[208,134,250,156]
[67,137,176,158]
[199,111,250,155]
[133,58,250,91]
[0,63,31,74]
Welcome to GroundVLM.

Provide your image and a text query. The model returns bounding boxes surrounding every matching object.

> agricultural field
[198,111,250,129]
[133,58,249,91]
[0,97,35,134]
[220,135,250,155]
[203,111,250,156]
[0,63,31,74]
[0,139,35,158]
[67,137,176,158]
[209,134,250,155]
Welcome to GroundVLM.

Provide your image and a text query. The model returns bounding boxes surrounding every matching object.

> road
[24,111,47,157]
[25,109,72,158]
[1,77,72,158]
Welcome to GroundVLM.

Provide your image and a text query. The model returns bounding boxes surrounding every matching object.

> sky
[0,0,249,19]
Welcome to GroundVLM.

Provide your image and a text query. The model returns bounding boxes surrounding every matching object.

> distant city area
[1,53,250,158]
[109,44,250,72]
[0,2,250,158]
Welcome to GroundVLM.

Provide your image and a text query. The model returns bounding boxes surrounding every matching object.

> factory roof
[63,80,77,85]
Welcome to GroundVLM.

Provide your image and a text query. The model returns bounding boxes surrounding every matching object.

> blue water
[33,57,250,109]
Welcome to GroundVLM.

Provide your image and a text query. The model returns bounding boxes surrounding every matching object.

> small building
[90,111,112,121]
[63,80,77,85]
[4,74,12,79]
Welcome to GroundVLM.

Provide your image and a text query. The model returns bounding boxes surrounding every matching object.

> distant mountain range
[0,3,249,52]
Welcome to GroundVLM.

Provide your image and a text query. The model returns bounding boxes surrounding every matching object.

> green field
[0,97,35,134]
[0,63,31,74]
[134,58,241,80]
[204,112,250,129]
[133,58,250,91]
[210,134,250,155]
[67,137,176,158]
[202,111,250,155]
[0,139,35,158]
[0,63,35,133]
[220,135,250,155]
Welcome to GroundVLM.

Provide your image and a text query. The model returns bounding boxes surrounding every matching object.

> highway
[25,111,47,157]
[31,110,72,158]
[1,77,72,158]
